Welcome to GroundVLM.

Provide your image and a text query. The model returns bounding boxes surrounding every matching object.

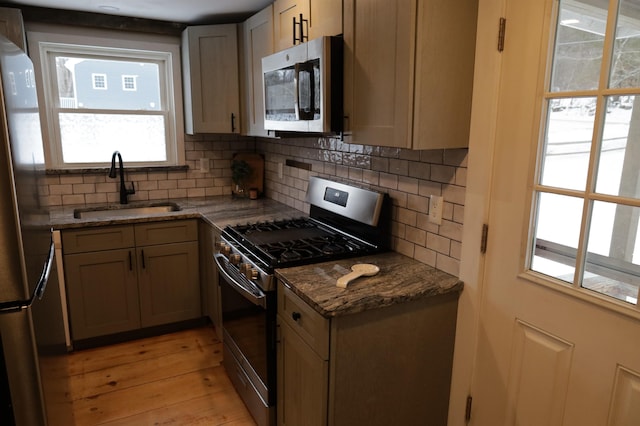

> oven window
[220,278,270,386]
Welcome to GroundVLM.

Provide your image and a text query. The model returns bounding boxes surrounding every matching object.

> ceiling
[2,0,274,24]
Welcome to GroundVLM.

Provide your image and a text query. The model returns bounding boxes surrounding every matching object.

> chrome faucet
[108,151,135,204]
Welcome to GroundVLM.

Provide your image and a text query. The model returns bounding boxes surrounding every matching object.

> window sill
[46,165,190,175]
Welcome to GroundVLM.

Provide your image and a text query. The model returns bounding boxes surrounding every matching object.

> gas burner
[321,243,346,255]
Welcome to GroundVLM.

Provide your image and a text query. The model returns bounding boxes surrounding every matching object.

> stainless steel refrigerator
[0,35,73,425]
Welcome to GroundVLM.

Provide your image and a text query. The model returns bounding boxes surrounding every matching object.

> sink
[74,202,181,219]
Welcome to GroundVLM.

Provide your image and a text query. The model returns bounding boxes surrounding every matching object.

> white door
[468,0,640,424]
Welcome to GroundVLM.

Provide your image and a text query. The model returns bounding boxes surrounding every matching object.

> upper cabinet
[240,5,274,137]
[0,7,25,51]
[182,24,240,135]
[273,0,342,51]
[343,0,477,149]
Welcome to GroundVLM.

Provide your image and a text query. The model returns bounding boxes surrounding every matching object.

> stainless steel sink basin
[73,202,181,219]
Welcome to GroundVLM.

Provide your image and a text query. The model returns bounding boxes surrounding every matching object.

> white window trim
[26,23,185,170]
[92,73,107,90]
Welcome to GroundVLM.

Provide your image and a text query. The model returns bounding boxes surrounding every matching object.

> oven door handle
[214,254,267,308]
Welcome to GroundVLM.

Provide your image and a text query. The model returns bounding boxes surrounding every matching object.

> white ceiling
[3,0,274,24]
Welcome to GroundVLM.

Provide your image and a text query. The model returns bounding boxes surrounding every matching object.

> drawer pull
[292,311,301,322]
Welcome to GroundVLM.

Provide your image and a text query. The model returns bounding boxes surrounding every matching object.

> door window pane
[609,0,640,89]
[584,201,640,304]
[531,193,584,283]
[595,95,640,199]
[540,96,595,190]
[549,0,608,92]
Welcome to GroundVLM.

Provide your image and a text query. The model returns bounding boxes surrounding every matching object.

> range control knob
[239,263,251,274]
[246,268,259,280]
[229,253,241,265]
[217,242,231,256]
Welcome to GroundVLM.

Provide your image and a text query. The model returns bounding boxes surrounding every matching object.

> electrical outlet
[429,195,443,225]
[278,162,284,179]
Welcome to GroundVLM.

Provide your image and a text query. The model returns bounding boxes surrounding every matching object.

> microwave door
[294,62,315,121]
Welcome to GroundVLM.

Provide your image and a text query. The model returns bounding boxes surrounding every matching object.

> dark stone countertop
[49,196,303,231]
[275,251,463,318]
[50,197,463,318]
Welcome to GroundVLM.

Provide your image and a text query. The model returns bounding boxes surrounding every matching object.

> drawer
[278,281,330,359]
[134,219,197,246]
[62,225,135,254]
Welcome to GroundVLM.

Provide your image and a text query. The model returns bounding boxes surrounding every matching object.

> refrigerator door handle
[0,238,55,314]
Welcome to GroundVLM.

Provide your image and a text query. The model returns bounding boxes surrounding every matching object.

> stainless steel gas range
[214,177,390,426]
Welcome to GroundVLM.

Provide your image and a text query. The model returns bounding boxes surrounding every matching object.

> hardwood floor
[67,326,256,425]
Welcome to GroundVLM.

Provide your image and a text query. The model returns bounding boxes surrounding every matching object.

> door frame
[448,0,506,423]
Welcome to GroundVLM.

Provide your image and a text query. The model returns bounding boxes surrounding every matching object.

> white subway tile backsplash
[44,133,467,276]
[258,136,467,274]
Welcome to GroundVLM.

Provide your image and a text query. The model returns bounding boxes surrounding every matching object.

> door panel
[505,320,573,426]
[608,366,640,426]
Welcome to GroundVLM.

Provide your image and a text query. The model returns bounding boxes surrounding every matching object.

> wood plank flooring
[67,326,256,425]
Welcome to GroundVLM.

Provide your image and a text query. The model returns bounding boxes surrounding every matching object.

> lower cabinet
[199,221,222,340]
[277,281,459,426]
[278,320,329,426]
[63,220,200,341]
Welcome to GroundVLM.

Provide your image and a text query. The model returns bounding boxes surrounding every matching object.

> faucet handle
[127,181,135,195]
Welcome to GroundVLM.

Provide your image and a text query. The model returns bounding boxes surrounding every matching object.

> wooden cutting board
[232,152,264,196]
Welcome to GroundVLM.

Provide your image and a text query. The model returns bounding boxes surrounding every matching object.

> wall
[42,134,255,205]
[43,134,467,277]
[257,136,467,277]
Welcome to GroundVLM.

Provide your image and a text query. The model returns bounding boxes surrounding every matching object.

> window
[122,75,137,91]
[92,73,107,90]
[530,0,640,310]
[28,26,184,169]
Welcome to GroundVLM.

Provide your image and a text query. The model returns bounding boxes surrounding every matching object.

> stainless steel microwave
[262,36,342,133]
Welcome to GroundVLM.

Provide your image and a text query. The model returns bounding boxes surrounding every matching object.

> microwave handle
[294,62,315,121]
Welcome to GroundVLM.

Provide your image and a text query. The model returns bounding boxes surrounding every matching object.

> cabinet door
[137,241,200,327]
[273,0,309,51]
[412,0,476,149]
[343,0,416,148]
[65,249,140,340]
[241,6,274,137]
[0,7,25,51]
[274,0,342,51]
[308,0,342,40]
[182,24,240,134]
[277,319,328,426]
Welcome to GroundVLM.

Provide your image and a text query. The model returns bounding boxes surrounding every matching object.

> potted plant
[231,159,252,197]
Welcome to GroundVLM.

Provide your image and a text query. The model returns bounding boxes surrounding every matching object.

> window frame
[522,0,640,318]
[26,24,185,170]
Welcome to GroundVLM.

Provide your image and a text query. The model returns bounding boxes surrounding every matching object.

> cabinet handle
[128,250,133,271]
[141,249,146,269]
[300,13,308,43]
[293,14,308,45]
[231,113,236,133]
[292,15,297,45]
[291,311,301,322]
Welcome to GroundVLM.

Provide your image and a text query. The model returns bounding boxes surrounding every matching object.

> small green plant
[231,159,252,193]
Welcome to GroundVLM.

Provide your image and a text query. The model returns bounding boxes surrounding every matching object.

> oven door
[214,254,276,409]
